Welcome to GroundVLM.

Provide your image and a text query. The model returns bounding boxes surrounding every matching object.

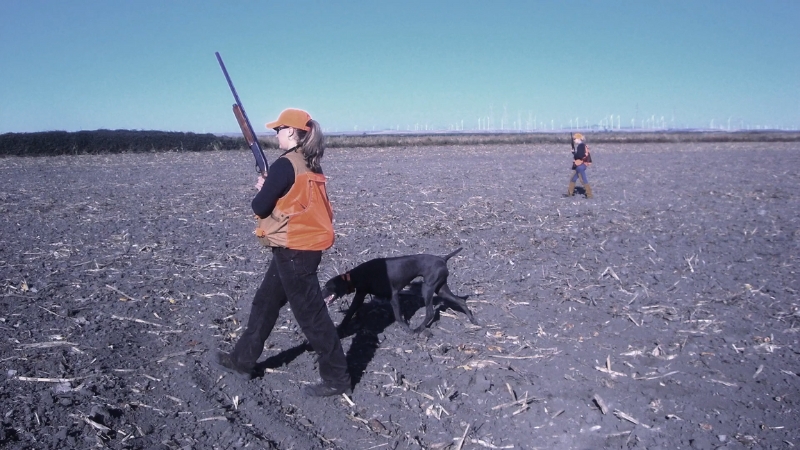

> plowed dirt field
[1,142,798,449]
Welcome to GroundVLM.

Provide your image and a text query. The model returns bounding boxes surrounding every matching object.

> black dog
[321,248,479,333]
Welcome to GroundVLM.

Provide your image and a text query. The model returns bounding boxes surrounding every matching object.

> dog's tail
[443,247,463,261]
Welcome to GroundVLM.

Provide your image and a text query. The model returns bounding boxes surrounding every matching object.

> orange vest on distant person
[255,149,334,251]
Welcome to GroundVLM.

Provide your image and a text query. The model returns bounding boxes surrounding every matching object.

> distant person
[567,133,593,198]
[216,108,351,397]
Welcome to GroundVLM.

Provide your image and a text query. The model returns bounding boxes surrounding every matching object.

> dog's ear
[339,273,355,294]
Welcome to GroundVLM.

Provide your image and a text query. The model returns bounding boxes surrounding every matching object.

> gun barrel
[215,52,269,175]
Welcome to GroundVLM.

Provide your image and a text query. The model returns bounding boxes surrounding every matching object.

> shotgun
[215,52,268,176]
[570,132,575,152]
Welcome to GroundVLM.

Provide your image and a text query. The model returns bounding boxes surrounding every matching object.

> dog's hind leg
[390,291,416,333]
[413,283,438,333]
[437,284,479,325]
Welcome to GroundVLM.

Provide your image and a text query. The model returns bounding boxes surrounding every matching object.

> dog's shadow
[253,281,467,386]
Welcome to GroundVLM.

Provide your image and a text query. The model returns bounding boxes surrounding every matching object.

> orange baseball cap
[266,108,311,131]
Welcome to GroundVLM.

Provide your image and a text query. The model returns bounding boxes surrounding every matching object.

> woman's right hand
[255,175,266,190]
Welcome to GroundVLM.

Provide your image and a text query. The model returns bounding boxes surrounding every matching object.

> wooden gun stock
[233,104,256,146]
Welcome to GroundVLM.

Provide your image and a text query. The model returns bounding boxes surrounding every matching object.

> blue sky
[1,1,798,134]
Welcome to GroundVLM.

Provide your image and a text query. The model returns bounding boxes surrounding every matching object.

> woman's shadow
[252,282,458,387]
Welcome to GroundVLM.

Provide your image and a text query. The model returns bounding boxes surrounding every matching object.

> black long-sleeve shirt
[571,143,587,169]
[252,155,295,219]
[572,142,587,161]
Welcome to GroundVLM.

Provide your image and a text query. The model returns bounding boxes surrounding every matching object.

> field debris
[1,142,798,449]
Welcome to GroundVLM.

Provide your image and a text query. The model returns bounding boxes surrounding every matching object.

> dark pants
[232,247,350,387]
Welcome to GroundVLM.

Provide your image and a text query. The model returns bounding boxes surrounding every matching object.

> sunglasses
[273,125,289,133]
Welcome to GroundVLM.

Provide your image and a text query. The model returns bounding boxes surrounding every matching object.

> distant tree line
[2,129,798,157]
[0,130,261,156]
[324,130,800,148]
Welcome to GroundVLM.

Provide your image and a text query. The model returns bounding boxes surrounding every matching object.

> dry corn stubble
[0,141,798,449]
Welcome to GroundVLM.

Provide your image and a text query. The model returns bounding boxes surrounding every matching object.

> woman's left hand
[255,175,266,190]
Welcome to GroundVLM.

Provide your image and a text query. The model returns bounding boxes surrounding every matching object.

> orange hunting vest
[255,149,334,251]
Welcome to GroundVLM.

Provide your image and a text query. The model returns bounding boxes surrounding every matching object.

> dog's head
[321,273,354,305]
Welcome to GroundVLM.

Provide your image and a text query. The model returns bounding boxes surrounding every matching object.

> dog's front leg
[337,291,367,334]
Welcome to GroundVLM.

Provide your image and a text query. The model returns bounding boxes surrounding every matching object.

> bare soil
[1,142,799,450]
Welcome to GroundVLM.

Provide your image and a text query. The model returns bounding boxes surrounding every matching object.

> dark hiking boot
[584,183,593,199]
[215,352,254,379]
[566,182,576,197]
[303,381,352,397]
